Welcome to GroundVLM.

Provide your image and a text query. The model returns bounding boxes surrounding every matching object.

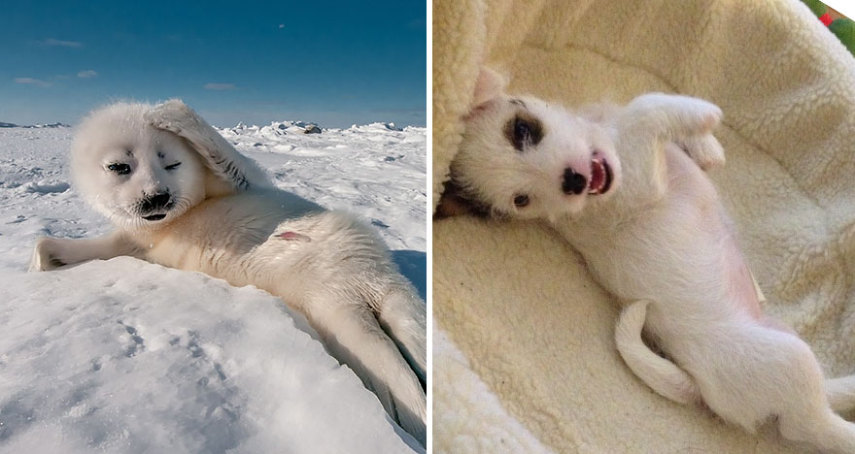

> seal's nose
[141,192,171,212]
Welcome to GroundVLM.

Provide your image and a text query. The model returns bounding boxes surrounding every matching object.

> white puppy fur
[30,100,427,445]
[445,68,855,452]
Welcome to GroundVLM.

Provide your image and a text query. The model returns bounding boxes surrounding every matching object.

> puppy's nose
[562,168,587,195]
[141,192,172,211]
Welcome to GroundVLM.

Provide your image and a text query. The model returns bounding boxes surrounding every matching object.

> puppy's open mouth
[588,155,613,195]
[142,213,167,221]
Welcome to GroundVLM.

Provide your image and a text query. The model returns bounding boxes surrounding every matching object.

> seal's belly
[143,192,388,309]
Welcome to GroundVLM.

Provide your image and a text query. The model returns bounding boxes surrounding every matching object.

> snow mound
[22,180,70,194]
[0,258,421,453]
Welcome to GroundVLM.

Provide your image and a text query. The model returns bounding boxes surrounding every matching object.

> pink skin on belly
[668,146,769,326]
[722,232,795,333]
[730,253,763,320]
[276,231,311,242]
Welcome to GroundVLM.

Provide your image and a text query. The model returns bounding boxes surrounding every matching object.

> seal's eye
[513,194,530,208]
[165,162,182,171]
[107,163,131,175]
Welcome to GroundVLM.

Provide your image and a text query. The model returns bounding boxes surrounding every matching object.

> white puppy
[443,69,855,452]
[30,100,427,445]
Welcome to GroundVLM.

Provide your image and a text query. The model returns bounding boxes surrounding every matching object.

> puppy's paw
[144,99,198,134]
[679,134,726,170]
[628,93,723,135]
[687,100,722,134]
[29,237,69,272]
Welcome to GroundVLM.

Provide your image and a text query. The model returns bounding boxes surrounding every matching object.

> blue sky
[0,1,426,127]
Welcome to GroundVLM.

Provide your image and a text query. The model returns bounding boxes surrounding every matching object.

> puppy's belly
[665,148,764,320]
[578,148,762,322]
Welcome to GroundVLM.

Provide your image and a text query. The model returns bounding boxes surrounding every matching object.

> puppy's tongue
[589,157,607,194]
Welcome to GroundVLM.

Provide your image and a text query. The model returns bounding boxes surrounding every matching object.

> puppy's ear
[434,180,489,220]
[472,67,507,108]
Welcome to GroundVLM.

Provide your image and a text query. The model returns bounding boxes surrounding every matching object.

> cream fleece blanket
[432,0,855,452]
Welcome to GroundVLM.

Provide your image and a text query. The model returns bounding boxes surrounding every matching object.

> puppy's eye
[165,162,182,171]
[107,163,131,175]
[505,115,543,151]
[513,194,530,208]
[514,118,532,148]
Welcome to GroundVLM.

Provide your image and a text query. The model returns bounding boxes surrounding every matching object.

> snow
[0,122,426,453]
[220,122,426,252]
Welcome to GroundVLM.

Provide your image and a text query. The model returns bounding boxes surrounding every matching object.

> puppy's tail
[615,300,701,405]
[826,375,855,413]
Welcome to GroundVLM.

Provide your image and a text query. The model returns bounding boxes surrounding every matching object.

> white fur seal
[31,100,427,444]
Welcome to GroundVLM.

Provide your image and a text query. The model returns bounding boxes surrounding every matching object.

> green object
[830,18,855,54]
[801,0,827,17]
